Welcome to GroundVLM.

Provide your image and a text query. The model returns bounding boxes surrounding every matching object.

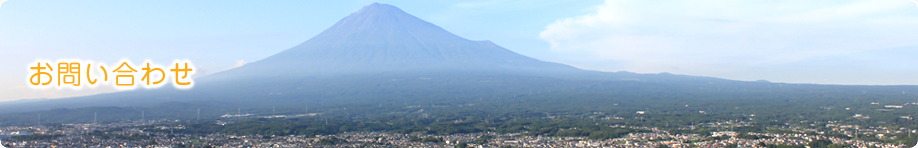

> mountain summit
[0,3,658,115]
[215,3,576,79]
[8,3,905,124]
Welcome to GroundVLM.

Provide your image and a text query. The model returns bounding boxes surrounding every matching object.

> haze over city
[1,0,917,101]
[2,1,918,148]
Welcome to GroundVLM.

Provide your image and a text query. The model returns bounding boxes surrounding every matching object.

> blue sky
[1,0,917,102]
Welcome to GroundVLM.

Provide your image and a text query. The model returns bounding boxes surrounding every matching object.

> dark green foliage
[822,133,850,139]
[455,142,469,148]
[710,135,732,141]
[475,135,493,144]
[805,139,846,148]
[723,144,738,148]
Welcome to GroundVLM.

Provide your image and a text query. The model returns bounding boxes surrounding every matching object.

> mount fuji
[4,3,897,125]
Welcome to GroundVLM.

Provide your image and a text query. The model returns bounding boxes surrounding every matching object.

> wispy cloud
[540,0,918,84]
[232,60,246,69]
[0,0,8,8]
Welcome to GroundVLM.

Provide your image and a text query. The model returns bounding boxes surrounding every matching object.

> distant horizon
[2,1,918,102]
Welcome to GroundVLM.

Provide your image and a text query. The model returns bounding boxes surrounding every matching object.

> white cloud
[540,0,918,83]
[0,0,8,8]
[232,60,246,69]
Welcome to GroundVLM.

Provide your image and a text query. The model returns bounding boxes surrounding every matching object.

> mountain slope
[0,3,836,117]
[209,3,578,80]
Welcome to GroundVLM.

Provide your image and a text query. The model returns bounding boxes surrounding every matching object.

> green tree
[455,142,469,148]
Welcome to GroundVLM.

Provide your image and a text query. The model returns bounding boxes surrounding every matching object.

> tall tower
[197,109,201,120]
[93,112,97,124]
